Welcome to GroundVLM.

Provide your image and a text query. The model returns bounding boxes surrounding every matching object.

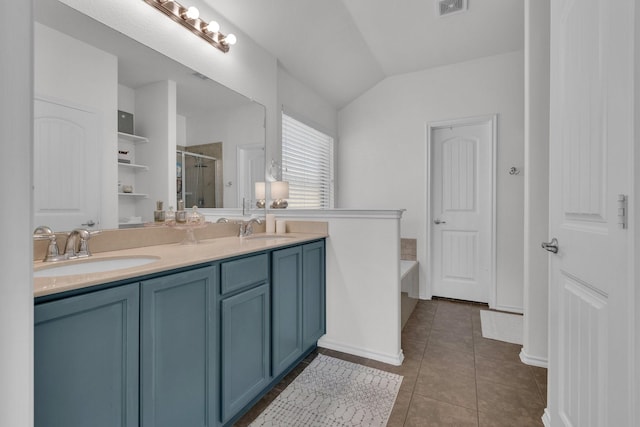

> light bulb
[185,6,199,20]
[206,20,220,33]
[224,33,237,45]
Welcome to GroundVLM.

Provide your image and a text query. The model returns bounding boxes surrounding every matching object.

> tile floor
[235,298,547,426]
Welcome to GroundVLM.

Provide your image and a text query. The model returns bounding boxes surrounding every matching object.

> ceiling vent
[437,0,467,17]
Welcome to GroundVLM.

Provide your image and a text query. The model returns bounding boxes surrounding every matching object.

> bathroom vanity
[34,236,325,427]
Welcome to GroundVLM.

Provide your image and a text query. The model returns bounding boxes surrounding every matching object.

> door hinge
[618,194,628,229]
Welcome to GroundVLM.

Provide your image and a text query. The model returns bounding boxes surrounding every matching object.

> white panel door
[547,1,634,426]
[430,119,494,303]
[34,99,100,231]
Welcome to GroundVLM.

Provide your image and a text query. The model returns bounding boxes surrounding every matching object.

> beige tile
[476,377,545,420]
[478,410,544,427]
[473,336,522,363]
[474,355,539,393]
[405,395,479,427]
[402,338,428,362]
[422,345,476,378]
[531,366,548,404]
[431,317,474,337]
[427,329,475,354]
[415,364,478,410]
[401,238,417,261]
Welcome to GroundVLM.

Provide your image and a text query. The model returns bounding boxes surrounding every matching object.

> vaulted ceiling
[206,0,524,108]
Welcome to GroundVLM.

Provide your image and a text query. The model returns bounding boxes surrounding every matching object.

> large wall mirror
[34,0,266,232]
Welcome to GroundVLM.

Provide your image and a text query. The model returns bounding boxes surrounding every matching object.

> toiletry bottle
[187,206,204,225]
[154,200,165,223]
[176,199,187,224]
[165,206,175,226]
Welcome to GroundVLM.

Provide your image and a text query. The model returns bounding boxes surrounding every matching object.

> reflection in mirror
[33,0,266,232]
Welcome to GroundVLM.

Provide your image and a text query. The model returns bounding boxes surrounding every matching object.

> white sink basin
[34,256,160,278]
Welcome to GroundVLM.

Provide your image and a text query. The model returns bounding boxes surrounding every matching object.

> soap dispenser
[176,199,187,224]
[154,200,165,223]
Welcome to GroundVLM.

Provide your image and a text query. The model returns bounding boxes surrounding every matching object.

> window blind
[282,113,334,209]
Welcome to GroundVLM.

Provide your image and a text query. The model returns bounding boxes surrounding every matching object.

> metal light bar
[143,0,235,53]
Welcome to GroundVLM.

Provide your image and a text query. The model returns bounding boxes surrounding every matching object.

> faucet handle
[33,226,64,262]
[33,225,54,239]
[75,228,100,257]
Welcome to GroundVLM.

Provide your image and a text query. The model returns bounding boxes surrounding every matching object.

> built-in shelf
[117,132,149,144]
[118,162,149,171]
[118,192,148,198]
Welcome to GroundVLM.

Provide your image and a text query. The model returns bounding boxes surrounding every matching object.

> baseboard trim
[542,408,551,427]
[519,349,549,368]
[317,337,405,366]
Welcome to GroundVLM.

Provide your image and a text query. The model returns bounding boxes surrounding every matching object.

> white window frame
[281,111,335,209]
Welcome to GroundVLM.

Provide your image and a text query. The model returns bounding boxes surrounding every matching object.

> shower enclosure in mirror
[177,149,221,209]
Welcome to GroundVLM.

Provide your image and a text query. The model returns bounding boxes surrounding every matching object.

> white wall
[338,51,525,311]
[34,22,119,229]
[0,2,33,425]
[278,66,338,137]
[521,0,550,367]
[135,81,177,220]
[186,103,265,207]
[117,84,135,116]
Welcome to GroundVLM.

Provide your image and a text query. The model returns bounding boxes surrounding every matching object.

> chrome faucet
[64,228,99,259]
[238,218,263,237]
[34,226,100,262]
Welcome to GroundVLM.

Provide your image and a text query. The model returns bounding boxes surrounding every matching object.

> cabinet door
[35,284,139,427]
[220,283,270,424]
[272,246,303,377]
[303,241,326,350]
[140,266,218,427]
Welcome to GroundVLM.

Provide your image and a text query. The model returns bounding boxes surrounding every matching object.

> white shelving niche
[117,131,150,228]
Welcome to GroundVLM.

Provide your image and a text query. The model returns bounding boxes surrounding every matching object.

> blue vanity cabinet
[140,265,219,427]
[302,240,326,350]
[34,283,140,427]
[220,254,270,424]
[271,246,303,377]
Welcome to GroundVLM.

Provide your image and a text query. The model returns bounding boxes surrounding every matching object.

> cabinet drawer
[221,253,268,295]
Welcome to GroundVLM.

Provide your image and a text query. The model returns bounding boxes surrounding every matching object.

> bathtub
[401,260,419,329]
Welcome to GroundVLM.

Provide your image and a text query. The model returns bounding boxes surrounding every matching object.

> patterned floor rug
[480,309,523,345]
[249,354,403,426]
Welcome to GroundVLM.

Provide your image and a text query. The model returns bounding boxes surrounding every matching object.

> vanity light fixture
[143,0,237,53]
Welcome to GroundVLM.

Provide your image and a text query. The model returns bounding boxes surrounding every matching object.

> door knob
[82,220,96,227]
[433,219,447,225]
[541,237,559,254]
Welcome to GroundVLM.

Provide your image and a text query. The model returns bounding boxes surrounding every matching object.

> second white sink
[34,256,160,278]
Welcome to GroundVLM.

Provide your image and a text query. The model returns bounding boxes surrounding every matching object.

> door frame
[236,143,265,207]
[425,114,498,307]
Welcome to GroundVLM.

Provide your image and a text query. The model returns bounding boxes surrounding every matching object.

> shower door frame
[177,150,219,209]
